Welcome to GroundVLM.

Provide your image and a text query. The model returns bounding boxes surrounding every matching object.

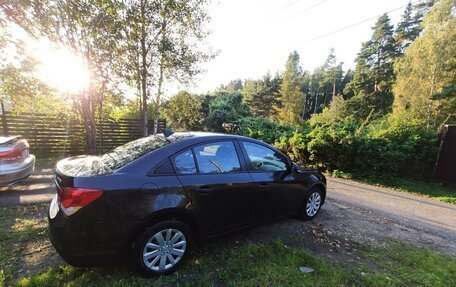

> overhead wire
[300,1,418,45]
[285,0,328,22]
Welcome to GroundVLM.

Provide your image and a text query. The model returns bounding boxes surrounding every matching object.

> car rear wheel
[300,187,323,220]
[132,220,192,276]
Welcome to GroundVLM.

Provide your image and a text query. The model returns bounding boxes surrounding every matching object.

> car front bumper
[0,155,35,186]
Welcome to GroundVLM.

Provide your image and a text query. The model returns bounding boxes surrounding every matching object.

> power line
[272,0,302,16]
[285,0,328,22]
[301,1,415,45]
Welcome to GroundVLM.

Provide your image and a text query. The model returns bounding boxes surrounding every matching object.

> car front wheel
[300,187,323,220]
[133,220,192,276]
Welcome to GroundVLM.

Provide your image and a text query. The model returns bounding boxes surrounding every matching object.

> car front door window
[242,142,287,171]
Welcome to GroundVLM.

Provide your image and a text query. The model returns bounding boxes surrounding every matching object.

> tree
[242,72,281,118]
[347,14,399,114]
[341,69,354,99]
[322,49,344,106]
[278,51,305,125]
[395,2,421,52]
[0,23,66,115]
[206,91,251,132]
[1,0,122,153]
[393,0,456,129]
[163,91,203,131]
[220,79,244,92]
[119,0,214,136]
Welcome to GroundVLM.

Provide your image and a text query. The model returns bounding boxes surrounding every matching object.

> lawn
[1,204,455,287]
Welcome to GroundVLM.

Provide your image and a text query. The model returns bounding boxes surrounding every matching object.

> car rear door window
[194,141,241,173]
[174,149,197,174]
[242,142,287,171]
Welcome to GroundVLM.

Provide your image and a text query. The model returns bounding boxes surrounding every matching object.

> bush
[233,117,294,144]
[256,114,438,178]
[274,131,308,164]
[206,91,251,132]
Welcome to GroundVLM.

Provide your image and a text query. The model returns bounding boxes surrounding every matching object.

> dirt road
[1,168,455,256]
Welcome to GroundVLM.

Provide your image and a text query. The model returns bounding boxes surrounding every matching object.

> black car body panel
[48,133,326,265]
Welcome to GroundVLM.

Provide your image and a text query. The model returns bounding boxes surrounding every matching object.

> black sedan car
[48,132,326,276]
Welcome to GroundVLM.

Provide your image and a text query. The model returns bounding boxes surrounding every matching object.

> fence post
[0,100,8,136]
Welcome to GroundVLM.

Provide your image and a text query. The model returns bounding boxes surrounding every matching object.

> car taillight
[0,149,22,160]
[58,187,103,216]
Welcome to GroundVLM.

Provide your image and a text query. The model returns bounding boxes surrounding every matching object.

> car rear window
[57,133,194,177]
[100,136,169,171]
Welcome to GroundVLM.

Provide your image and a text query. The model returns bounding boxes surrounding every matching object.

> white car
[0,136,35,186]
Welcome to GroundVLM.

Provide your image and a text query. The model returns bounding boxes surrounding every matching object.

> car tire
[132,220,192,276]
[299,187,323,220]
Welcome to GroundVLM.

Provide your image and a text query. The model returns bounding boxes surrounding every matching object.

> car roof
[168,132,255,145]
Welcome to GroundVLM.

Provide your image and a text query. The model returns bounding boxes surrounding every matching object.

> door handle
[258,183,268,189]
[197,185,212,195]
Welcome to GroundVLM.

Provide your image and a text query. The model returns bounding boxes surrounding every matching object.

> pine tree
[347,14,399,113]
[242,72,281,118]
[322,48,344,106]
[393,0,456,129]
[396,2,421,52]
[278,51,305,125]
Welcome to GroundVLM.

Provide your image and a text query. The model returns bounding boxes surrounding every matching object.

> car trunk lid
[0,136,20,145]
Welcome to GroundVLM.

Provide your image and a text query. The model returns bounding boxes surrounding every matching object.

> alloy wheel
[306,192,321,217]
[142,228,187,272]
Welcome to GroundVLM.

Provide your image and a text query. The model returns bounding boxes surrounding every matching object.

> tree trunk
[313,89,320,114]
[1,100,8,136]
[140,0,149,137]
[80,93,97,154]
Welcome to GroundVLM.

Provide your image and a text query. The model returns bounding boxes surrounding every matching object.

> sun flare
[35,40,90,94]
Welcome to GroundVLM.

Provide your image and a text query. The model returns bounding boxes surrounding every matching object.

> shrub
[234,117,294,144]
[257,114,438,178]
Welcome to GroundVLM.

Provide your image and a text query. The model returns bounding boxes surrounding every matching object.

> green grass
[2,204,455,287]
[14,239,456,287]
[332,171,456,204]
[360,240,456,286]
[0,205,48,287]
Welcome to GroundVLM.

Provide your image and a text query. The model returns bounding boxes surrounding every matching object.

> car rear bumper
[0,155,35,186]
[48,196,141,266]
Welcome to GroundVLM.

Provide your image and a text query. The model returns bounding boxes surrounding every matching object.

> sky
[6,0,414,99]
[181,0,412,95]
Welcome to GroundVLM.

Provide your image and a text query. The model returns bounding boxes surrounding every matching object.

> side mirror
[292,162,302,173]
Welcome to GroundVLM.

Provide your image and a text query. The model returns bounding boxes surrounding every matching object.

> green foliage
[347,14,399,114]
[274,131,308,164]
[278,51,305,125]
[269,102,438,178]
[163,91,204,131]
[234,117,293,144]
[395,2,421,52]
[206,91,251,132]
[242,72,281,118]
[393,0,456,129]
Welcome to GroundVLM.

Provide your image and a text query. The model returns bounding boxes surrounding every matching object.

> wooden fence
[434,125,456,184]
[0,112,165,155]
